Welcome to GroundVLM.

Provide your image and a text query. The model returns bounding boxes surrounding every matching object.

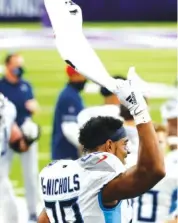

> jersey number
[138,190,159,222]
[45,197,83,223]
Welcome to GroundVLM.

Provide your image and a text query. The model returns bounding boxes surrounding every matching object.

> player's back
[132,157,178,223]
[40,152,132,223]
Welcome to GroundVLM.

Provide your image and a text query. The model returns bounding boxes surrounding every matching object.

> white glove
[127,66,150,97]
[114,79,151,125]
[21,118,40,142]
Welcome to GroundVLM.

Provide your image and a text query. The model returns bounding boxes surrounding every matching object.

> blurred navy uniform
[0,78,33,126]
[52,65,86,160]
[0,54,39,222]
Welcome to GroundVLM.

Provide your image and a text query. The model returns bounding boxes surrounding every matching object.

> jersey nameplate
[41,174,80,196]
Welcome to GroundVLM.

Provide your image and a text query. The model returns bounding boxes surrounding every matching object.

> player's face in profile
[114,137,128,165]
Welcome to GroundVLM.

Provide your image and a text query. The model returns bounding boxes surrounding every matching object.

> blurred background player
[120,104,139,156]
[77,75,125,128]
[131,123,178,223]
[0,94,39,223]
[0,94,19,223]
[51,65,86,160]
[59,75,126,153]
[0,53,40,222]
[161,97,178,151]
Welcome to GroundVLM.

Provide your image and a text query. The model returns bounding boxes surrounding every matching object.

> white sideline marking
[0,28,176,49]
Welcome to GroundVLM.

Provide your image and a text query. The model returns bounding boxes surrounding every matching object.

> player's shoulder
[40,160,58,177]
[40,159,81,179]
[59,86,79,102]
[78,152,125,173]
[19,79,32,89]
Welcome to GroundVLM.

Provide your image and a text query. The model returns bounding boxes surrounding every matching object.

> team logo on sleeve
[20,84,28,92]
[68,106,75,113]
[96,155,108,164]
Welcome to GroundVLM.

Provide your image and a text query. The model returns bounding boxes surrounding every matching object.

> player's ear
[105,139,114,153]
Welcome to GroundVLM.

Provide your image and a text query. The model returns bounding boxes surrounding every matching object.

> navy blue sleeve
[25,82,34,101]
[58,95,84,123]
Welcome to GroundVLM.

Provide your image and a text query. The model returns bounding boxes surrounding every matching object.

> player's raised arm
[102,78,166,202]
[44,0,116,93]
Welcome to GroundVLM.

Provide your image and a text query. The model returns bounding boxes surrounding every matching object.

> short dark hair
[100,75,126,97]
[4,53,18,65]
[79,116,123,152]
[120,104,133,121]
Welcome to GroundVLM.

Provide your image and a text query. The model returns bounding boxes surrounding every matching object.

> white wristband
[133,110,151,125]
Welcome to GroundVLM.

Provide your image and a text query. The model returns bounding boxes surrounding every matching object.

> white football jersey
[40,152,132,223]
[0,100,16,157]
[132,156,178,223]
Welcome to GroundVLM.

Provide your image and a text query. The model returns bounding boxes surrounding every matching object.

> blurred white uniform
[40,152,132,223]
[131,152,178,223]
[62,105,122,149]
[77,105,122,128]
[165,149,178,166]
[0,100,18,223]
[161,97,178,146]
[161,97,178,123]
[124,125,139,154]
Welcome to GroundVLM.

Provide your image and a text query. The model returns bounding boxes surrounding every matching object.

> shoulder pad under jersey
[78,152,125,173]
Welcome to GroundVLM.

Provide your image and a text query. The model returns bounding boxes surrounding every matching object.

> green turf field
[0,22,176,195]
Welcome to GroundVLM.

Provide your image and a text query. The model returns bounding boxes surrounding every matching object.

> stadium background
[0,0,177,206]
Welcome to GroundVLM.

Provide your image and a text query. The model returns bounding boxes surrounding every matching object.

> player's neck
[5,72,19,84]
